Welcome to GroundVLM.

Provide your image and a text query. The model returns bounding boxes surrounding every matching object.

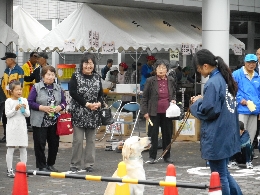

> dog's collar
[128,156,143,160]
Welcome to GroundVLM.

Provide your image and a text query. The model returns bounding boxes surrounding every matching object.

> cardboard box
[175,114,200,141]
[106,112,133,136]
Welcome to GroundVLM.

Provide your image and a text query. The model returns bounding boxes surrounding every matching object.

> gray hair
[154,59,170,71]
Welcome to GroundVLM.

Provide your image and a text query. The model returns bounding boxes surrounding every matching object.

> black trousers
[33,125,59,168]
[2,108,7,136]
[148,113,173,159]
[0,102,6,137]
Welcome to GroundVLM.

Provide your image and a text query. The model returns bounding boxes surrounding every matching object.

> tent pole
[135,50,140,137]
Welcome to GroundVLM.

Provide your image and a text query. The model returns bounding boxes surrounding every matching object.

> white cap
[110,66,118,71]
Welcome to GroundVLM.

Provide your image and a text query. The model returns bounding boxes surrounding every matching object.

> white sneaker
[228,161,238,168]
[7,169,15,178]
[246,162,253,169]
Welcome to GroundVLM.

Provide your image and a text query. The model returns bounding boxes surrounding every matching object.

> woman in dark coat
[69,52,104,173]
[141,59,176,164]
[190,49,242,195]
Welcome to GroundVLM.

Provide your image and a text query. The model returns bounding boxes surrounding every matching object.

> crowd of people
[1,48,260,195]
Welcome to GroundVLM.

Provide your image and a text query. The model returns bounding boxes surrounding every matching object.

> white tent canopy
[0,19,19,46]
[13,6,50,52]
[37,4,244,52]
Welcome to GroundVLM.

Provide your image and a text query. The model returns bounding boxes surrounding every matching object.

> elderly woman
[28,65,66,172]
[141,59,177,164]
[69,52,104,173]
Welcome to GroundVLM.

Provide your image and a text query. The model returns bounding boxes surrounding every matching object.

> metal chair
[95,100,122,142]
[113,102,140,138]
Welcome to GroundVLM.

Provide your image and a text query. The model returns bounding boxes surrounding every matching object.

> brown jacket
[141,76,176,116]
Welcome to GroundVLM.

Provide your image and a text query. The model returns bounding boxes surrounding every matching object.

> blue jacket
[101,65,110,80]
[240,130,251,148]
[140,63,153,87]
[232,67,260,115]
[190,69,241,160]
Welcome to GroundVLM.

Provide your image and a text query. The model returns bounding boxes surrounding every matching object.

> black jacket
[24,66,41,83]
[141,76,176,116]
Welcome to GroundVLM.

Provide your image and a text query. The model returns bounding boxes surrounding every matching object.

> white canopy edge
[0,19,19,46]
[36,4,245,53]
[13,6,50,52]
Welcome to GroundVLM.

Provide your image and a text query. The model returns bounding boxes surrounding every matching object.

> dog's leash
[154,105,191,163]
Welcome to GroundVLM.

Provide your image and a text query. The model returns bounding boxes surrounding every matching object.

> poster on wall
[64,39,75,52]
[170,49,179,61]
[102,41,115,53]
[182,43,191,55]
[175,119,196,135]
[88,30,100,49]
[233,44,242,55]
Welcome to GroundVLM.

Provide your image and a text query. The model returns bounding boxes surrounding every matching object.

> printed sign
[64,39,75,52]
[102,41,115,53]
[88,30,100,49]
[170,49,179,61]
[182,43,191,55]
[175,119,196,135]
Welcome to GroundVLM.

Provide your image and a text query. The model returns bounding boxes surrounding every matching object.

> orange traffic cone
[208,172,222,195]
[12,162,28,195]
[164,164,178,195]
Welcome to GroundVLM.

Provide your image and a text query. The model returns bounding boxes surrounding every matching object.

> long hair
[79,52,97,73]
[192,49,238,97]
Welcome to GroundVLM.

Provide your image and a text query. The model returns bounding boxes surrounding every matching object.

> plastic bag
[166,102,180,118]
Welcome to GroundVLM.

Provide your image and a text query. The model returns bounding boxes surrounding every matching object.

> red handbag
[56,113,74,136]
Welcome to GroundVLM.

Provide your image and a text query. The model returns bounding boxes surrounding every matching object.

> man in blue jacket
[140,55,156,91]
[233,54,260,144]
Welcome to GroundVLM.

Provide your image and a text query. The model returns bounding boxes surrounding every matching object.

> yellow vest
[22,61,39,98]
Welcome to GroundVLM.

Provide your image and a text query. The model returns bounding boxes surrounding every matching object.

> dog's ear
[122,143,132,161]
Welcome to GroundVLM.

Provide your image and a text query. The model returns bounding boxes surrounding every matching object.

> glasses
[33,54,39,58]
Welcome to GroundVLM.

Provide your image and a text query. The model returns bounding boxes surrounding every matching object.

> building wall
[13,0,81,21]
[0,0,13,75]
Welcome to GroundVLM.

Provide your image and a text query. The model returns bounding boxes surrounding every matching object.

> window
[230,22,248,34]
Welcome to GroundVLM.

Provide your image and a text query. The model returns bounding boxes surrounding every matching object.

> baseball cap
[1,52,17,60]
[146,55,156,61]
[38,52,48,59]
[244,54,257,62]
[110,66,118,71]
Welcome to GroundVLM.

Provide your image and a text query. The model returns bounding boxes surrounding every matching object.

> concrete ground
[0,121,260,195]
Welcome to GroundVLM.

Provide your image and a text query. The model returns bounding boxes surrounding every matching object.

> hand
[144,113,149,120]
[15,104,23,111]
[21,104,26,109]
[240,99,247,106]
[87,102,101,111]
[39,105,52,114]
[54,105,62,113]
[191,95,203,104]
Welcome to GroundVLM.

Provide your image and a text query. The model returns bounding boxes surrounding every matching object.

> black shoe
[164,158,174,163]
[147,158,155,164]
[27,126,33,132]
[47,165,58,172]
[85,167,93,172]
[38,168,49,171]
[69,167,79,173]
[0,136,6,143]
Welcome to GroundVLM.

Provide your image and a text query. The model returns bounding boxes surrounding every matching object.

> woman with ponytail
[190,49,242,195]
